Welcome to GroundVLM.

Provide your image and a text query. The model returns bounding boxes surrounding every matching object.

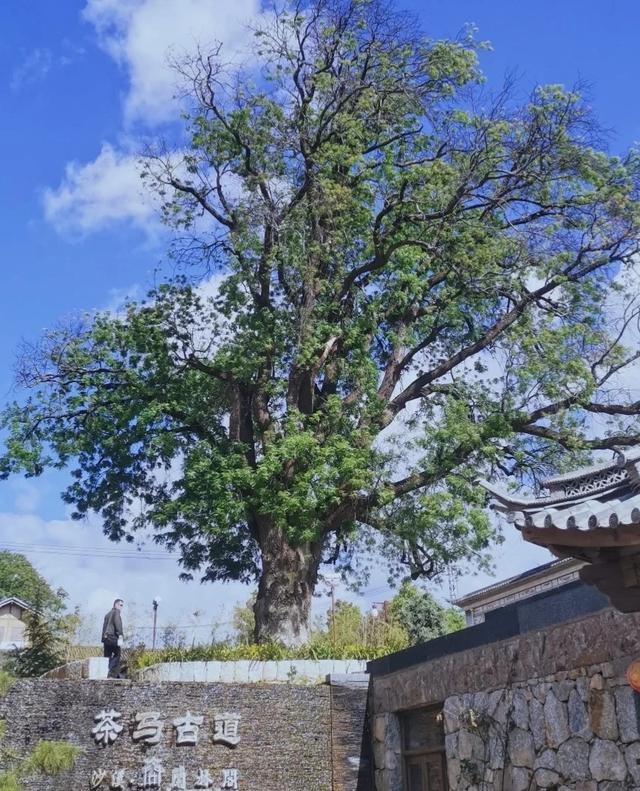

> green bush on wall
[128,635,410,671]
[0,673,80,791]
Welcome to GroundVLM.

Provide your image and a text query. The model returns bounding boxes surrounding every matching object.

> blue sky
[1,0,639,641]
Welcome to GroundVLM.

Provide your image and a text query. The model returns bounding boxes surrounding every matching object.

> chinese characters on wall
[90,708,241,790]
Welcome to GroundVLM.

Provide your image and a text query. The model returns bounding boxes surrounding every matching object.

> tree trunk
[253,529,321,646]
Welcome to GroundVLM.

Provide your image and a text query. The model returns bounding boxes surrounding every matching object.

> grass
[0,673,15,699]
[23,741,80,776]
[128,634,409,671]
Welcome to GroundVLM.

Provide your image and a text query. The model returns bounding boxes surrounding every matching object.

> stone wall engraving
[133,711,165,745]
[0,679,366,790]
[213,714,241,747]
[92,709,123,746]
[87,707,242,789]
[173,712,204,746]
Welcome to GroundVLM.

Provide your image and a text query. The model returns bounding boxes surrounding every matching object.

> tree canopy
[389,581,464,644]
[0,552,65,612]
[3,0,640,643]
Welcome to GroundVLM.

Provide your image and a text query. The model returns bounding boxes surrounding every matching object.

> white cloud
[42,143,159,236]
[0,511,248,644]
[102,283,144,314]
[44,1,266,236]
[83,0,264,125]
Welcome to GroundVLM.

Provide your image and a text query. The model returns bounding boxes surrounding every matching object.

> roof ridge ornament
[480,445,640,614]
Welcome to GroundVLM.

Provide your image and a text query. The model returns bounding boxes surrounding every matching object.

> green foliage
[319,599,409,654]
[0,704,79,791]
[0,742,80,791]
[389,581,463,645]
[443,607,466,634]
[22,741,80,775]
[7,595,63,677]
[3,0,640,642]
[0,771,20,791]
[0,553,65,612]
[232,595,257,645]
[0,672,15,699]
[225,596,409,655]
[128,636,401,671]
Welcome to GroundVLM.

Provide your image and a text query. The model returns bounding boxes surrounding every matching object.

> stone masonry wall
[0,677,371,791]
[444,660,640,790]
[371,608,640,791]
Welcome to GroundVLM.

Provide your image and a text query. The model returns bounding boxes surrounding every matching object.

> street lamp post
[152,597,160,649]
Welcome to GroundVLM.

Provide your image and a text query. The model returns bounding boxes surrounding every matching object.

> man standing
[102,598,124,678]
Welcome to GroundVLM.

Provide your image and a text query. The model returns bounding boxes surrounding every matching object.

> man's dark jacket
[102,608,123,642]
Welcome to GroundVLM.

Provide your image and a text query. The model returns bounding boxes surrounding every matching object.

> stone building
[0,595,33,650]
[368,578,640,790]
[368,450,640,790]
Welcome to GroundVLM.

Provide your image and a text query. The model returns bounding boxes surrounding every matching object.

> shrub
[0,672,15,698]
[127,636,408,671]
[23,741,80,775]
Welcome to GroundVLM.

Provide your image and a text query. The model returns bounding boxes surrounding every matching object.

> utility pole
[324,574,340,652]
[330,579,337,651]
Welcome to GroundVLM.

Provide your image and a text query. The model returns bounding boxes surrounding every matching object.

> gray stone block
[569,687,593,740]
[261,661,278,682]
[545,690,570,748]
[204,661,221,682]
[614,686,640,742]
[557,736,590,781]
[589,739,627,782]
[508,727,535,768]
[590,688,619,741]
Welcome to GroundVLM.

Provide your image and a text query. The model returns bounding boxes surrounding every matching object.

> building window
[401,706,447,791]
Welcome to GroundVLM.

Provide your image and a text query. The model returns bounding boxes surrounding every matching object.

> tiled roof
[515,493,640,531]
[0,596,35,612]
[542,448,640,487]
[453,558,582,607]
[480,448,640,563]
[481,449,640,529]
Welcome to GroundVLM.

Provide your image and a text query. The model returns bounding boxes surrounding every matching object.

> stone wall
[370,607,640,790]
[444,660,640,790]
[0,676,372,790]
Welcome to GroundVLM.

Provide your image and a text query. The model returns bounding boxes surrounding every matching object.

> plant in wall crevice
[0,674,80,791]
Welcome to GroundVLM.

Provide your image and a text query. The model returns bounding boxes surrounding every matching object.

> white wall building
[0,596,34,650]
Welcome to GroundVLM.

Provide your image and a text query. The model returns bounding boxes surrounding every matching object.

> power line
[132,620,235,630]
[0,542,174,561]
[0,542,399,597]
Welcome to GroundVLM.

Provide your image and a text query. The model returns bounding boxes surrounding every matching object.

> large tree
[0,552,65,612]
[3,0,640,644]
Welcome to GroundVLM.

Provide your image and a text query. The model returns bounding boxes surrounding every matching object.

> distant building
[0,596,35,650]
[453,557,585,625]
